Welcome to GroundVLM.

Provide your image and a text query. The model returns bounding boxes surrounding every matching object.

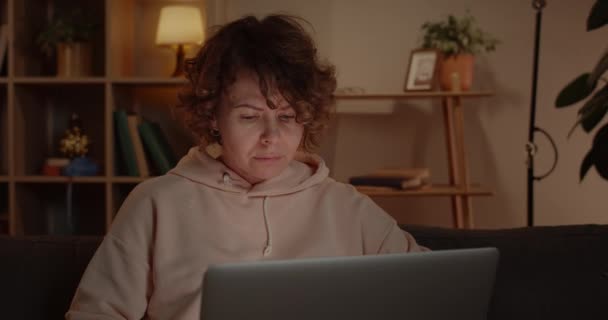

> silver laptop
[201,247,498,320]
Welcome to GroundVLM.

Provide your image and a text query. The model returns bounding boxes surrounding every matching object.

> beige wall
[208,0,608,228]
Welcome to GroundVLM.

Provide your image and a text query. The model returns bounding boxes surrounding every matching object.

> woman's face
[212,71,304,184]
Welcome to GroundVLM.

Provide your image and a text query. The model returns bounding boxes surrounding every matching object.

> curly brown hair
[177,14,337,152]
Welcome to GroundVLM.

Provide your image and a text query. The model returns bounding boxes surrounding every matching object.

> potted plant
[420,12,499,91]
[36,9,96,77]
[555,0,608,181]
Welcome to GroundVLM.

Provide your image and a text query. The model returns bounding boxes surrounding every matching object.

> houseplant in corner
[420,12,499,91]
[555,0,608,181]
[36,9,96,77]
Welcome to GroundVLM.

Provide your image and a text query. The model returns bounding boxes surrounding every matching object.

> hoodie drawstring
[262,196,273,256]
[223,172,272,256]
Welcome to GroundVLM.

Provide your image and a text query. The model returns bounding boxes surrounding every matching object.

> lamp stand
[526,0,559,227]
[172,44,186,77]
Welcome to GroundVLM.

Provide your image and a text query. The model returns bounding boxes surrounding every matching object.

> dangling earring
[210,128,223,146]
[206,128,223,158]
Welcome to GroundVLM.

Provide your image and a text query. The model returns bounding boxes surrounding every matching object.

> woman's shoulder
[318,177,394,219]
[317,177,374,205]
[126,174,185,199]
[319,177,360,193]
[127,172,211,200]
[110,173,204,234]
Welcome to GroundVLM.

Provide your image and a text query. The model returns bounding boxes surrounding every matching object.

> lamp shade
[155,6,204,46]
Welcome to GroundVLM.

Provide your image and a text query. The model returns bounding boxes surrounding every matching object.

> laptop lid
[201,247,498,320]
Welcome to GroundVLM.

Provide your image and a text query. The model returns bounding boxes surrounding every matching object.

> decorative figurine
[60,113,99,176]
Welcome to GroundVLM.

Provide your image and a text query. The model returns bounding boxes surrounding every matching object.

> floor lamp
[526,0,559,227]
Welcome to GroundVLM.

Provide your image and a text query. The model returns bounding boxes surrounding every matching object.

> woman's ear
[210,100,222,130]
[297,130,307,151]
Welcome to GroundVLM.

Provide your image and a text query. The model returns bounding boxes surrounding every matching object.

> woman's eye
[240,115,259,120]
[279,114,296,122]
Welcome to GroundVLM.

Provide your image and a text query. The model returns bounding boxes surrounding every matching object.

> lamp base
[171,44,186,77]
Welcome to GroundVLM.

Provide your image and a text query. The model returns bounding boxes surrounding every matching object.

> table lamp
[155,5,204,77]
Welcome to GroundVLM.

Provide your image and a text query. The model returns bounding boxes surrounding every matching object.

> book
[349,176,428,190]
[113,110,139,176]
[149,122,177,168]
[127,115,150,177]
[367,167,430,179]
[138,120,173,175]
[350,167,431,190]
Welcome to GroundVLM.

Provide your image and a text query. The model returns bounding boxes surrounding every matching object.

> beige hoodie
[66,147,426,320]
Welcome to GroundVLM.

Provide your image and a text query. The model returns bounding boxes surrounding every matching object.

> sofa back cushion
[404,224,608,320]
[0,236,101,319]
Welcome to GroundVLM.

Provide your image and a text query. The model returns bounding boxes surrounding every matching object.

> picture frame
[404,49,440,91]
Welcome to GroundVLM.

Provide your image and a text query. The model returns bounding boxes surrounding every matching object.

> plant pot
[439,54,474,91]
[56,42,92,77]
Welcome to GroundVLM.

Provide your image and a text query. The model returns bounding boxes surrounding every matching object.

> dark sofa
[1,224,607,319]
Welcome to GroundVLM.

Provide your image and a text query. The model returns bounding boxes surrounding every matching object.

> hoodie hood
[169,146,329,197]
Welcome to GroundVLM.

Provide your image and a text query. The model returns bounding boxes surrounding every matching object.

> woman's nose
[260,119,279,145]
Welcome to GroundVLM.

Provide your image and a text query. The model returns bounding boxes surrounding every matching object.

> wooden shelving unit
[336,92,494,229]
[355,185,492,197]
[0,0,203,236]
[13,77,107,84]
[12,176,108,183]
[110,77,188,85]
[334,91,493,100]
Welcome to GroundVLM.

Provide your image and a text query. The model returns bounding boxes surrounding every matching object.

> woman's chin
[249,164,288,182]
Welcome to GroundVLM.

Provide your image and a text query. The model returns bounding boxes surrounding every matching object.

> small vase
[56,42,92,77]
[62,157,99,176]
[439,54,474,91]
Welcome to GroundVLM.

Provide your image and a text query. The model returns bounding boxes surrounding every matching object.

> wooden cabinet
[1,0,202,236]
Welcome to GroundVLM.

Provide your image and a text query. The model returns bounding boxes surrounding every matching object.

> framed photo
[404,49,439,91]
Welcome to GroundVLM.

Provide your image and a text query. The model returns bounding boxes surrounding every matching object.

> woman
[66,14,425,320]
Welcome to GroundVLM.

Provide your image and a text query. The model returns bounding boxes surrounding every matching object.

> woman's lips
[253,155,283,162]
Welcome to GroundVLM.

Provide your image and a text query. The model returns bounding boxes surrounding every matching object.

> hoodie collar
[169,146,329,197]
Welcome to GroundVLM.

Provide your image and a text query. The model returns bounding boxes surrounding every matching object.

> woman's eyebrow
[233,103,264,111]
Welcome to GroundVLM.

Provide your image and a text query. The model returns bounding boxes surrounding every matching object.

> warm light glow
[156,6,204,46]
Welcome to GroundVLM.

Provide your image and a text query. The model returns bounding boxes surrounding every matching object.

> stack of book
[114,110,177,177]
[349,168,430,190]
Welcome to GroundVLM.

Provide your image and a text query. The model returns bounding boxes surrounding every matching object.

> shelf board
[9,176,159,184]
[0,78,7,84]
[111,176,150,184]
[111,77,188,85]
[357,185,493,197]
[13,176,107,183]
[335,91,494,100]
[13,77,107,84]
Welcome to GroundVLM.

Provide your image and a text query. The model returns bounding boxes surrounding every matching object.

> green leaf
[580,86,608,132]
[592,123,608,180]
[587,49,608,87]
[555,73,596,107]
[580,150,594,182]
[579,123,608,182]
[587,0,608,31]
[567,117,584,138]
[593,118,608,145]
